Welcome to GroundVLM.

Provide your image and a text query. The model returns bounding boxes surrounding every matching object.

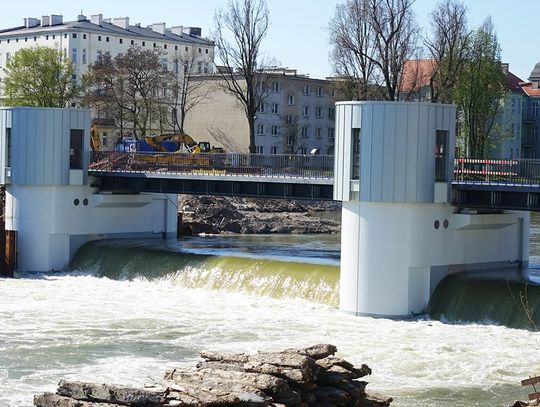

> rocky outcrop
[178,195,341,235]
[34,344,392,407]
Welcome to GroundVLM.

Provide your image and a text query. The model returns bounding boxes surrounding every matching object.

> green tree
[454,17,506,158]
[2,46,77,107]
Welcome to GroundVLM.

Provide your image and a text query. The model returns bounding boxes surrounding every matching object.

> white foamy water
[1,272,540,407]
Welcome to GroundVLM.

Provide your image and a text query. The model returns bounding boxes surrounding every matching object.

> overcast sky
[0,1,536,81]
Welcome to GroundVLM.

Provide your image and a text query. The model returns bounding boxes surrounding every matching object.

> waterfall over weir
[68,239,340,308]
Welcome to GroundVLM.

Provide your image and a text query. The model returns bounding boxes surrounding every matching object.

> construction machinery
[144,132,224,154]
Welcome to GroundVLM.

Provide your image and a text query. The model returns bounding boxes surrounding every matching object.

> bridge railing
[89,151,335,179]
[454,158,540,186]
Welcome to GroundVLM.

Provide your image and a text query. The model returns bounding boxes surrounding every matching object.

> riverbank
[178,195,341,235]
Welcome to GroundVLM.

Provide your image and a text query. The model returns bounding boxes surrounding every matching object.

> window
[33,37,37,41]
[164,44,167,49]
[70,129,84,169]
[257,123,265,135]
[82,48,87,64]
[258,102,266,113]
[271,146,278,154]
[175,45,178,51]
[315,128,322,138]
[6,127,11,167]
[161,58,167,70]
[352,128,360,179]
[102,132,108,146]
[317,86,323,96]
[435,130,448,181]
[96,50,103,58]
[71,48,77,63]
[301,127,309,138]
[173,58,179,74]
[286,115,293,125]
[272,81,279,92]
[300,147,307,155]
[153,42,157,48]
[204,63,209,73]
[303,85,310,95]
[534,126,537,140]
[271,103,279,114]
[328,107,335,119]
[198,48,202,53]
[302,106,310,117]
[287,94,295,105]
[72,33,77,39]
[52,35,55,39]
[6,52,11,63]
[315,106,322,118]
[185,46,188,52]
[328,128,335,139]
[205,49,209,54]
[64,34,67,39]
[142,41,145,46]
[197,61,202,73]
[131,40,134,45]
[271,125,279,136]
[256,146,264,154]
[83,34,87,39]
[106,37,109,42]
[98,35,102,41]
[119,38,123,44]
[46,35,49,40]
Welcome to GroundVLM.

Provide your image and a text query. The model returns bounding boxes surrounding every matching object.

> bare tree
[425,0,470,103]
[329,0,378,100]
[329,0,418,101]
[213,0,272,153]
[281,113,303,154]
[169,47,211,133]
[82,47,174,139]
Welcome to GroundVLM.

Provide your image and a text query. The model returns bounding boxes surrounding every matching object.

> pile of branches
[34,344,392,406]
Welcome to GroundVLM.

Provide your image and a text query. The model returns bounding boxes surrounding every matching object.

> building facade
[0,14,215,149]
[184,69,337,154]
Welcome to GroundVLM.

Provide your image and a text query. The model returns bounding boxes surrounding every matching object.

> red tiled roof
[505,71,525,94]
[400,59,435,92]
[521,81,540,97]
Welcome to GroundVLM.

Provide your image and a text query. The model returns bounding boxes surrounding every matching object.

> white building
[0,14,215,148]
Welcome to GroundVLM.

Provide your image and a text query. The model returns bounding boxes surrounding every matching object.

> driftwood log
[34,344,392,407]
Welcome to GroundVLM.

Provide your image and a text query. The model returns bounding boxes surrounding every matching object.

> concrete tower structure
[334,101,529,317]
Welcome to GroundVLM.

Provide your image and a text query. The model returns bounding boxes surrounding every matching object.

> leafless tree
[425,0,470,103]
[281,113,304,154]
[168,48,212,133]
[213,0,273,153]
[82,47,174,139]
[329,0,378,100]
[329,0,419,101]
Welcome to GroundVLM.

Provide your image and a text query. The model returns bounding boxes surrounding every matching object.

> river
[1,219,540,406]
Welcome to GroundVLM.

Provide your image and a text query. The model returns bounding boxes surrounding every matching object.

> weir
[0,104,531,320]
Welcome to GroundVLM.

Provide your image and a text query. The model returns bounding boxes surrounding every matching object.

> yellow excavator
[145,132,224,154]
[90,124,101,152]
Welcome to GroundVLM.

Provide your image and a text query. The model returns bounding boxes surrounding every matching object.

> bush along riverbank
[178,195,341,235]
[34,344,392,406]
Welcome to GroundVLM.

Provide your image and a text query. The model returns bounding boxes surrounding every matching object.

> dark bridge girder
[453,185,540,211]
[90,174,334,201]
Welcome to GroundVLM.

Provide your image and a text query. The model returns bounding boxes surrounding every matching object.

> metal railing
[453,158,540,187]
[89,151,335,180]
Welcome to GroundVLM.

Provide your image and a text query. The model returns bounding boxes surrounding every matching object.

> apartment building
[184,69,337,155]
[0,13,215,149]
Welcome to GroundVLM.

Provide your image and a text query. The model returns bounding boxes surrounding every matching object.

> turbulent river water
[2,220,540,406]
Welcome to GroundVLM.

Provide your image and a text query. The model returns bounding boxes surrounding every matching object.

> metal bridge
[89,152,540,210]
[89,152,335,200]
